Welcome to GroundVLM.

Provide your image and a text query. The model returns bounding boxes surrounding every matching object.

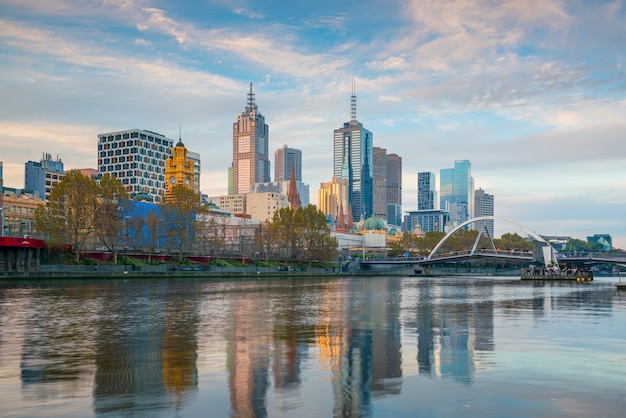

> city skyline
[1,1,625,247]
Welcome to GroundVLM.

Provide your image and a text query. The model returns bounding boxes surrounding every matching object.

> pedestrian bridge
[359,216,626,269]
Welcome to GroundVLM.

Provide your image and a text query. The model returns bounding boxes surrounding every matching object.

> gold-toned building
[165,139,195,202]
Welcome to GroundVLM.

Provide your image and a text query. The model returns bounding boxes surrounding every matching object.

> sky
[0,0,625,248]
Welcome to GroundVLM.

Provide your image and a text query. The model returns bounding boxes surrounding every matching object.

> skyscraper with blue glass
[440,160,474,227]
[333,85,373,221]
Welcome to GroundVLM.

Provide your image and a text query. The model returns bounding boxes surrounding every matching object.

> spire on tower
[246,82,257,113]
[350,79,357,126]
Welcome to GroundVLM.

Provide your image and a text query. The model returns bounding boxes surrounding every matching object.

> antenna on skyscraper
[246,82,257,112]
[350,79,357,125]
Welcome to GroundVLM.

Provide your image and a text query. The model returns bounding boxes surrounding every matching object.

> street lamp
[255,251,260,274]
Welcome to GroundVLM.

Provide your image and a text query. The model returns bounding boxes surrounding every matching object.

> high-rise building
[25,153,65,200]
[232,83,270,194]
[274,145,301,182]
[187,150,201,195]
[318,177,349,222]
[440,160,474,227]
[386,153,402,227]
[97,129,174,202]
[474,188,494,237]
[165,138,195,202]
[373,147,387,220]
[404,210,449,234]
[333,84,373,221]
[418,172,437,211]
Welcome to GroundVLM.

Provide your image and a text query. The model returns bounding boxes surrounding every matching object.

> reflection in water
[0,277,623,418]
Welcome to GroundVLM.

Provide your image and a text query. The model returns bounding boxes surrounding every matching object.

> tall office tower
[97,129,174,202]
[474,188,494,237]
[386,153,402,227]
[25,153,65,200]
[274,145,301,182]
[318,177,349,222]
[373,147,387,220]
[418,172,437,210]
[440,160,474,227]
[232,83,270,194]
[333,83,373,221]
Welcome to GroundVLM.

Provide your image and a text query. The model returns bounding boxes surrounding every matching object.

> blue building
[25,153,65,200]
[418,172,437,210]
[440,160,474,228]
[587,234,612,251]
[333,85,373,221]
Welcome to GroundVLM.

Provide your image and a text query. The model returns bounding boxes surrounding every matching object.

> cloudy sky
[1,0,625,247]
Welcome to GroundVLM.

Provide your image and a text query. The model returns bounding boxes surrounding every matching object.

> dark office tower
[274,145,301,182]
[373,147,387,220]
[386,153,402,227]
[418,172,437,210]
[232,83,270,194]
[333,82,373,221]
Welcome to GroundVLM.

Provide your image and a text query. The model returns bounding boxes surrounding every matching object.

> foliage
[494,233,533,251]
[267,205,337,262]
[34,170,99,263]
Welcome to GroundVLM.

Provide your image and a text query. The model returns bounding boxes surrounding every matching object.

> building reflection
[414,281,495,383]
[317,278,403,417]
[92,281,198,416]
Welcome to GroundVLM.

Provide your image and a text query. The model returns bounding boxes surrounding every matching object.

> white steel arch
[427,216,550,260]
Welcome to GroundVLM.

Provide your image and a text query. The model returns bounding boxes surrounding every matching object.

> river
[1,276,625,417]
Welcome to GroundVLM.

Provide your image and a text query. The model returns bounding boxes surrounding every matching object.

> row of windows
[99,133,172,146]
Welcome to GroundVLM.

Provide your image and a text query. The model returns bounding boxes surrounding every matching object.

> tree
[34,170,98,263]
[93,174,129,264]
[494,232,533,251]
[268,205,337,263]
[161,185,202,260]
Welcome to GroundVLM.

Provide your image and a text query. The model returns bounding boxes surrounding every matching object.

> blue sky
[1,0,625,247]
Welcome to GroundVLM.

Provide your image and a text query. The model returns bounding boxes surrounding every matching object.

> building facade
[318,177,349,222]
[165,139,195,202]
[373,147,387,220]
[333,89,373,222]
[440,160,474,228]
[274,145,301,182]
[1,187,44,238]
[25,153,65,200]
[97,129,174,202]
[404,210,450,234]
[418,172,437,211]
[252,181,310,207]
[474,188,494,237]
[232,83,270,194]
[386,153,402,227]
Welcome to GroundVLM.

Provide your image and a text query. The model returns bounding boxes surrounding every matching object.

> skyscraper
[373,147,387,220]
[274,145,301,182]
[386,153,402,227]
[333,84,373,221]
[418,172,437,210]
[232,83,270,194]
[97,129,174,202]
[440,160,474,228]
[474,188,494,237]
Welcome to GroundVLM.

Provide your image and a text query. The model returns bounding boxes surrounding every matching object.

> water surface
[1,276,625,417]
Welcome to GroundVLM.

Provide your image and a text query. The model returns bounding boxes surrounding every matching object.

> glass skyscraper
[232,83,270,194]
[333,87,373,221]
[333,121,373,221]
[440,160,474,227]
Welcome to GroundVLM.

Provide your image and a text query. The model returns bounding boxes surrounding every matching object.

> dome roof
[362,215,386,231]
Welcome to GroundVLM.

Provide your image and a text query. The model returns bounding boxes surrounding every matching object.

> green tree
[268,205,337,263]
[494,232,533,251]
[93,174,129,264]
[33,170,98,263]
